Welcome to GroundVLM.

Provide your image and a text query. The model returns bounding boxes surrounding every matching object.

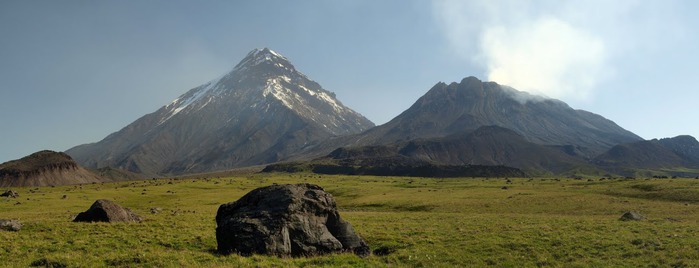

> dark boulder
[620,211,645,221]
[216,183,369,257]
[0,190,19,198]
[0,219,22,231]
[73,199,142,223]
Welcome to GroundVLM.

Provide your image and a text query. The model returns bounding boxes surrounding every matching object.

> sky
[1,0,699,163]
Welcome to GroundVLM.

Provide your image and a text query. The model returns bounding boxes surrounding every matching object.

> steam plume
[432,0,612,101]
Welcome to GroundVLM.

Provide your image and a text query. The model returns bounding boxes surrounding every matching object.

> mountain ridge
[293,76,643,163]
[594,135,699,176]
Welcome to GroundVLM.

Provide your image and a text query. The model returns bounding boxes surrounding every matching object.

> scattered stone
[501,186,509,190]
[150,207,162,214]
[216,183,370,257]
[73,199,142,223]
[0,190,19,198]
[0,219,22,231]
[30,258,67,268]
[373,246,396,256]
[620,211,645,221]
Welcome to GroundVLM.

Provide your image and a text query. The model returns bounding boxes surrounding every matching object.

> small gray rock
[620,211,645,221]
[0,219,22,231]
[0,190,19,198]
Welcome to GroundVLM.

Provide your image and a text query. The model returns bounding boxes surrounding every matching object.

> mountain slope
[657,135,699,163]
[283,126,597,176]
[397,126,597,175]
[594,135,699,175]
[67,48,374,176]
[334,77,641,159]
[0,150,104,187]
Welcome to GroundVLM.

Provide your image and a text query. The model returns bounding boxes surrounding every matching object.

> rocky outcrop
[73,199,142,223]
[216,183,369,257]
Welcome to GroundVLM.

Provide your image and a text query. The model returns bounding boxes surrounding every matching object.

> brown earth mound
[0,150,103,187]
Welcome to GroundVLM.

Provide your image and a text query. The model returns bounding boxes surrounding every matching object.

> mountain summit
[67,48,374,175]
[350,76,642,158]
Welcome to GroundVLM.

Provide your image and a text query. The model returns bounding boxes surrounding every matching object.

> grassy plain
[1,174,699,267]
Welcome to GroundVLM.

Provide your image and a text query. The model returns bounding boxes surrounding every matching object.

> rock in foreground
[216,183,369,257]
[73,199,142,223]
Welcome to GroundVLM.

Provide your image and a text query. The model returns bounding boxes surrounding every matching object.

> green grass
[2,175,699,267]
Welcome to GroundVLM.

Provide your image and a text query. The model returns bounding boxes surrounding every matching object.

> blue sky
[1,0,698,163]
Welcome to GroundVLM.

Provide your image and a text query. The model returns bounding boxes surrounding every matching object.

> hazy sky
[2,0,699,163]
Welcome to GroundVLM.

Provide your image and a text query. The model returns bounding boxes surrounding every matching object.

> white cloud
[431,0,618,101]
[481,17,606,99]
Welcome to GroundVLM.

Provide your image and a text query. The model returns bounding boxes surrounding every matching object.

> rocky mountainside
[333,77,642,159]
[594,135,699,175]
[397,126,598,175]
[283,76,648,176]
[281,126,597,176]
[67,48,374,176]
[0,150,104,187]
[657,135,699,163]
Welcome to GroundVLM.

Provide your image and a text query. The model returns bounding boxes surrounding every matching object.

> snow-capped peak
[233,47,289,72]
[155,47,373,135]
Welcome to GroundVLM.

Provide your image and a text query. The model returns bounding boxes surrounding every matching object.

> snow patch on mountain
[317,91,343,113]
[263,78,296,110]
[159,73,227,124]
[260,77,348,117]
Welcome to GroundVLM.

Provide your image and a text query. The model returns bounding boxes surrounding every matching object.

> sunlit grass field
[1,174,699,267]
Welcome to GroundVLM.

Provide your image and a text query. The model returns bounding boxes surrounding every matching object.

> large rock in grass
[73,199,142,223]
[216,183,369,257]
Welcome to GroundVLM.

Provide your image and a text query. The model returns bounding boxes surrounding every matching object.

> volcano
[67,48,374,175]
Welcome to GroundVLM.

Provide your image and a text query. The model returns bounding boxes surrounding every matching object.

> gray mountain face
[326,76,642,159]
[594,135,699,170]
[67,48,374,175]
[657,135,699,163]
